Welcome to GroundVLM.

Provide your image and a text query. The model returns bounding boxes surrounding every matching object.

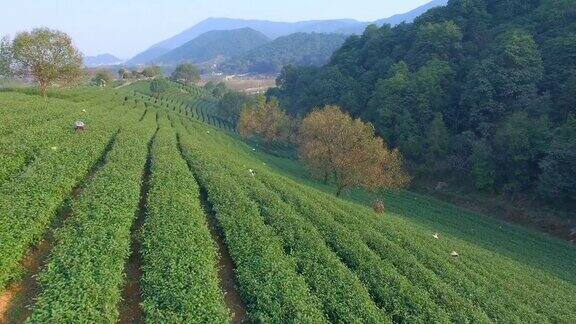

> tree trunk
[336,185,343,197]
[39,81,47,97]
[323,172,329,185]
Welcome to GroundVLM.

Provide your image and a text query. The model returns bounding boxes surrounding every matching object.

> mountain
[126,48,171,66]
[223,33,348,74]
[127,0,447,65]
[84,54,122,67]
[375,0,448,26]
[154,28,270,65]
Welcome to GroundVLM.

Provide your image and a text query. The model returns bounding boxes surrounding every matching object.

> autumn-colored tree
[237,95,294,143]
[11,28,83,96]
[299,106,410,196]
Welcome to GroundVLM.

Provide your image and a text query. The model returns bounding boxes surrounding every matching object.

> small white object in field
[252,148,256,151]
[451,251,459,257]
[51,146,58,151]
[249,169,255,176]
[74,121,86,131]
[433,233,439,240]
[206,130,210,134]
[82,109,86,112]
[262,162,266,165]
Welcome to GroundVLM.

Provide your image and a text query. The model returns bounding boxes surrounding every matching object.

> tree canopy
[238,95,293,144]
[10,28,83,96]
[91,70,114,87]
[171,63,200,85]
[299,106,409,196]
[269,0,576,208]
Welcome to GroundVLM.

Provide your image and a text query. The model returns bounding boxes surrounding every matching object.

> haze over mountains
[126,0,447,65]
[84,54,123,67]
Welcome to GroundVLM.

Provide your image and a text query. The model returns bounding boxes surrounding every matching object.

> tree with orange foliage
[237,95,295,143]
[299,105,410,196]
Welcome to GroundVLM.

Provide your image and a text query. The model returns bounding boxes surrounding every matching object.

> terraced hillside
[0,86,575,323]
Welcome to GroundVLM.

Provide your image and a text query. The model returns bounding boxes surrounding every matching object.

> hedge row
[238,173,389,322]
[140,115,229,322]
[0,94,140,291]
[28,110,157,322]
[177,124,328,323]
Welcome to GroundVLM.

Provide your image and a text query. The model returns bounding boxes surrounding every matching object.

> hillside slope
[223,33,348,74]
[127,0,448,65]
[1,85,575,322]
[153,28,270,65]
[269,0,576,220]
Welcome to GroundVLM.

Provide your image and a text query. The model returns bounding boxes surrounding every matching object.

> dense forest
[269,0,576,209]
[222,33,347,74]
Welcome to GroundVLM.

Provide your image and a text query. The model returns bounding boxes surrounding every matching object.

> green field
[0,85,575,323]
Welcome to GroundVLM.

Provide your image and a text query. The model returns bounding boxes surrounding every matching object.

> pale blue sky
[0,0,430,58]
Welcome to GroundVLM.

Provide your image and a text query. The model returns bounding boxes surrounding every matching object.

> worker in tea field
[75,120,86,131]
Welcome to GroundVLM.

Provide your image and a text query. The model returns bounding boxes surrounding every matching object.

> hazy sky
[0,0,431,58]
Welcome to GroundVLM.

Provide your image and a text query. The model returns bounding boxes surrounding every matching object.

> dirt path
[198,187,248,323]
[118,133,155,324]
[0,238,51,323]
[0,132,118,323]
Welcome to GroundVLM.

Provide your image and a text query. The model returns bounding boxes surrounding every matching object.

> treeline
[268,0,576,208]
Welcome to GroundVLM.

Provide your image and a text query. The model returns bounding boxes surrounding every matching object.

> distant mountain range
[126,0,448,66]
[84,54,122,67]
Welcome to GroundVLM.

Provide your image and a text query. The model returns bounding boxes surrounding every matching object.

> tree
[142,65,162,78]
[471,139,496,191]
[11,28,82,96]
[217,90,250,123]
[171,63,200,85]
[150,77,171,93]
[426,113,450,162]
[493,112,550,194]
[0,36,12,79]
[91,69,113,87]
[118,68,130,80]
[537,116,576,205]
[237,95,293,143]
[299,106,409,196]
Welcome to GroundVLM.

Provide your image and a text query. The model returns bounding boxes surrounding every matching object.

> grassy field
[0,84,575,323]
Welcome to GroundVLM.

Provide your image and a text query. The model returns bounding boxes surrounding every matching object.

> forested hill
[222,33,348,74]
[153,28,270,65]
[269,0,576,208]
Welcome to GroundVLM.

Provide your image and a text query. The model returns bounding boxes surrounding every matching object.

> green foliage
[178,127,328,322]
[217,90,251,122]
[2,85,576,322]
[29,111,157,322]
[150,77,171,93]
[538,116,576,204]
[224,32,347,74]
[0,36,12,79]
[10,28,83,96]
[0,89,141,293]
[91,69,114,87]
[141,117,229,322]
[170,63,200,85]
[142,65,163,78]
[271,0,576,207]
[426,113,450,162]
[471,139,496,191]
